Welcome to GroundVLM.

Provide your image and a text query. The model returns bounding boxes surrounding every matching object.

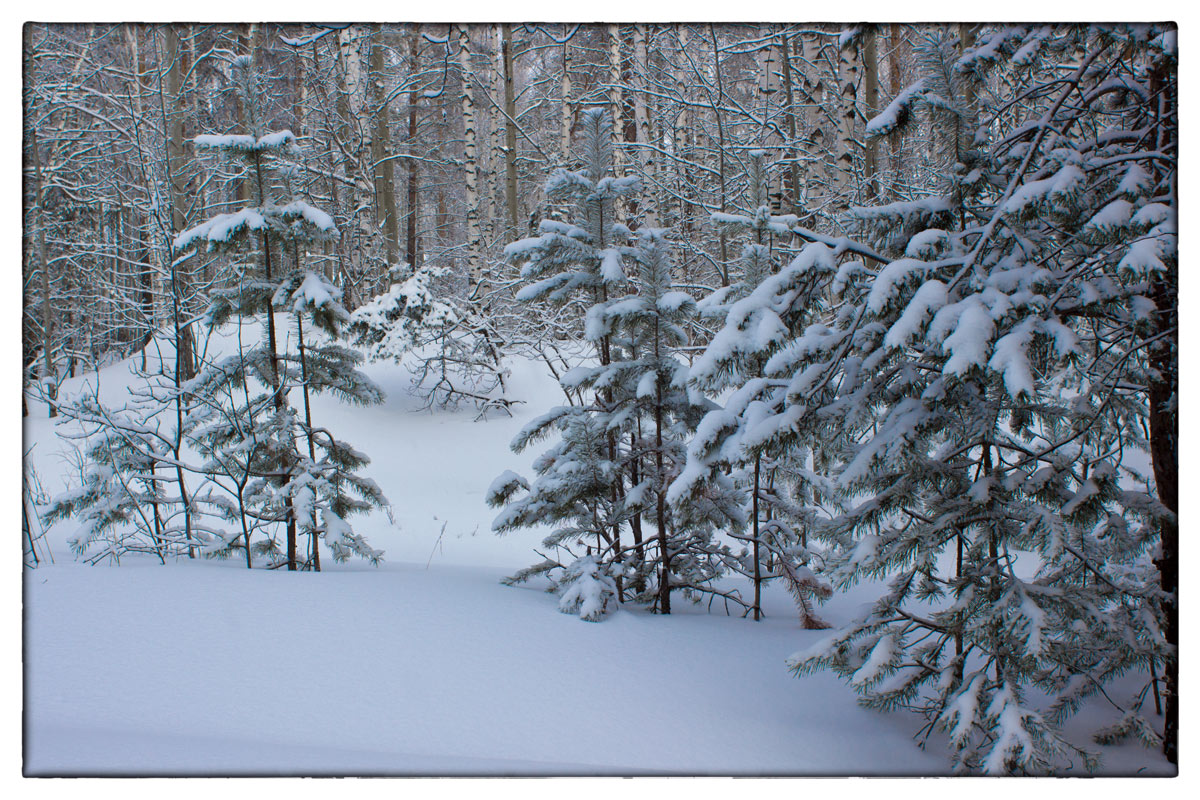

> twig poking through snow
[426,520,448,569]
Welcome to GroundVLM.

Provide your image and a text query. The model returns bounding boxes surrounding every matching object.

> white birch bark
[800,30,830,220]
[608,24,624,177]
[560,34,572,163]
[458,25,483,294]
[633,24,656,226]
[674,26,690,229]
[757,26,780,96]
[482,26,501,242]
[835,28,860,211]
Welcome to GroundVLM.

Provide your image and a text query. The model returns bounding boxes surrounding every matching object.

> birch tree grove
[24,21,1177,775]
[23,22,910,386]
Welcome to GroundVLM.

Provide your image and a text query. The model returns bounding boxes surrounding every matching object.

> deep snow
[25,561,948,776]
[21,325,1174,776]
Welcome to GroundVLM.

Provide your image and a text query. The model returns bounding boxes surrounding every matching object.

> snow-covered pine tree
[697,24,1176,773]
[275,269,388,569]
[492,108,744,617]
[702,151,798,312]
[590,227,744,613]
[176,54,385,570]
[674,241,839,628]
[682,151,832,624]
[487,107,641,619]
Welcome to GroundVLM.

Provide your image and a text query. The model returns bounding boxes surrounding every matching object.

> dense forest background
[21,22,945,389]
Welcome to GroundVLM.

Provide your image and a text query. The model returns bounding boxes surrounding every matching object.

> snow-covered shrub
[349,263,511,415]
[556,555,619,622]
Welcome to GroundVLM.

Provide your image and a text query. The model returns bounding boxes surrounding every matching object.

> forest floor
[21,328,1173,776]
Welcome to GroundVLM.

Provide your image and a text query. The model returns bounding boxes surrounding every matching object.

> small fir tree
[176,55,386,569]
[681,150,832,624]
[486,109,641,616]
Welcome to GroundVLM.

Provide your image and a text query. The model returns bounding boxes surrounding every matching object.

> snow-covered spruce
[489,108,644,612]
[702,25,1175,774]
[555,554,619,622]
[176,54,387,570]
[679,151,832,626]
[490,108,740,616]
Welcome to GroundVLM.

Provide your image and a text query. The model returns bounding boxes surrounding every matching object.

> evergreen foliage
[680,151,832,625]
[685,24,1176,772]
[25,22,1177,776]
[349,263,512,415]
[491,108,741,616]
[176,55,387,569]
[488,108,642,615]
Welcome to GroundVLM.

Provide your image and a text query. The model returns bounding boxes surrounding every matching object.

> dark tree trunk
[1149,269,1177,765]
[1146,62,1178,767]
[654,318,670,615]
[253,155,295,572]
[752,452,761,620]
[629,425,646,594]
[297,311,322,572]
[405,26,421,268]
[501,23,519,230]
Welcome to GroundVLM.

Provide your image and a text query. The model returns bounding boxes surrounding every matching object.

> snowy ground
[25,562,947,776]
[20,329,1174,776]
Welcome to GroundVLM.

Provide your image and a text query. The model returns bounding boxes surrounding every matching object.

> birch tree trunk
[757,26,779,96]
[352,32,379,298]
[335,25,374,303]
[835,28,860,213]
[674,26,693,233]
[339,26,367,152]
[482,27,500,243]
[293,35,307,136]
[710,24,729,279]
[560,32,572,163]
[800,30,830,226]
[185,28,211,285]
[458,25,483,295]
[633,24,656,227]
[780,31,803,217]
[861,25,879,198]
[607,24,624,178]
[756,25,782,212]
